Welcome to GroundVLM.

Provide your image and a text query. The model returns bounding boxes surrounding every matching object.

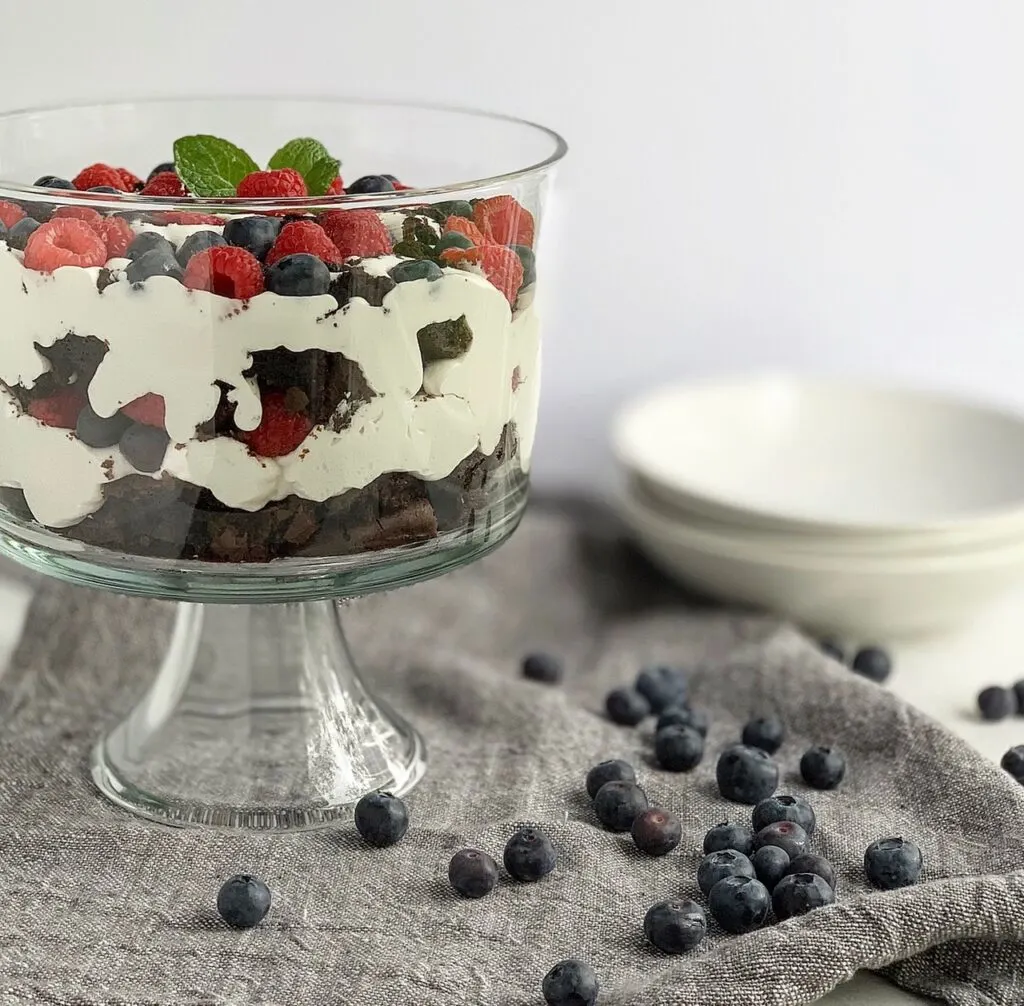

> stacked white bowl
[611,375,1024,638]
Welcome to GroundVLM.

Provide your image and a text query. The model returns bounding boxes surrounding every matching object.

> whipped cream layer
[0,230,539,529]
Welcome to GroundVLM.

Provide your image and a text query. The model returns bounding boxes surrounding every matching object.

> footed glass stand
[91,601,426,830]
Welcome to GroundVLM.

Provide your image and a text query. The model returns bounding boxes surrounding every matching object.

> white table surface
[0,574,1017,1004]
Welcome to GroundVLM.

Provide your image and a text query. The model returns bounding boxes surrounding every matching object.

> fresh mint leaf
[173,135,260,197]
[268,137,332,178]
[305,156,342,196]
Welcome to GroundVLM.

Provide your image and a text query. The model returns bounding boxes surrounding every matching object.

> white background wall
[2,1,1023,488]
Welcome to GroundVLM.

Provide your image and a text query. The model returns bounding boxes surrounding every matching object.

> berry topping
[241,389,313,458]
[716,744,780,804]
[708,876,771,935]
[223,215,282,261]
[156,211,225,226]
[72,163,128,192]
[593,779,648,832]
[5,217,40,251]
[448,849,499,899]
[435,231,475,256]
[752,794,816,837]
[346,174,395,194]
[697,849,756,896]
[325,176,345,195]
[176,229,227,267]
[703,822,755,857]
[444,215,487,245]
[503,826,557,882]
[27,388,86,429]
[147,161,176,182]
[389,259,442,284]
[116,168,143,191]
[864,837,923,890]
[631,807,682,856]
[319,209,392,259]
[183,246,264,299]
[122,393,166,428]
[473,194,535,247]
[33,175,74,190]
[585,759,635,800]
[354,791,409,847]
[772,873,835,919]
[95,216,135,259]
[125,231,175,262]
[542,960,599,1006]
[0,201,26,229]
[216,875,271,930]
[236,168,308,200]
[440,244,524,305]
[23,218,107,271]
[265,220,342,267]
[51,206,104,228]
[643,899,706,954]
[141,171,188,197]
[88,186,122,194]
[265,253,332,297]
[126,248,184,284]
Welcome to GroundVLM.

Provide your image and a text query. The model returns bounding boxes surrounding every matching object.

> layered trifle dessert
[0,135,540,563]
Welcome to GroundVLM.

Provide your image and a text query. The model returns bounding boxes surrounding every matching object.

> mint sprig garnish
[173,135,260,197]
[172,134,342,197]
[269,137,341,196]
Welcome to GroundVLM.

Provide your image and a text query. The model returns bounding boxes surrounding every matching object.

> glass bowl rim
[0,95,568,214]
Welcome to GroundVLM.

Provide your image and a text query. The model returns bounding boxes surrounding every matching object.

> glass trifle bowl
[0,98,565,828]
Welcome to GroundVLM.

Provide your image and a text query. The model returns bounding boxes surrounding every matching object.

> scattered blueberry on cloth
[0,500,1022,1004]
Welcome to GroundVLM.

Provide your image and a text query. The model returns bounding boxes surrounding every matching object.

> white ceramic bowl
[617,486,1024,638]
[613,375,1024,537]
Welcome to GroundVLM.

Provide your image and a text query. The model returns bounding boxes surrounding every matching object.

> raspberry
[27,388,86,429]
[265,220,343,267]
[393,181,413,191]
[236,168,308,200]
[183,245,264,299]
[0,201,26,229]
[319,209,392,259]
[116,167,143,192]
[242,390,313,458]
[122,393,165,427]
[444,215,488,245]
[156,211,225,226]
[440,244,524,304]
[95,216,134,259]
[326,176,345,195]
[23,218,108,271]
[51,206,104,227]
[141,171,188,197]
[72,163,128,192]
[473,195,535,248]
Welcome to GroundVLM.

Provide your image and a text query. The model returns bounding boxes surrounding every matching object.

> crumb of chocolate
[20,281,27,295]
[417,315,473,363]
[96,269,117,293]
[512,366,523,392]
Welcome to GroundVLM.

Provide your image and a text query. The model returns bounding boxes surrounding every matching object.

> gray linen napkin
[0,500,1021,1005]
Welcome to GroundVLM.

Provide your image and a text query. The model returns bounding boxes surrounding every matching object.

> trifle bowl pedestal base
[90,600,426,830]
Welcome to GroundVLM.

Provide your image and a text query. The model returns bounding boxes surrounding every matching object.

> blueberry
[697,849,756,895]
[435,231,474,255]
[593,780,648,832]
[389,259,443,284]
[741,715,784,754]
[513,244,536,286]
[787,853,837,891]
[800,746,846,789]
[852,646,892,683]
[752,794,816,838]
[147,161,176,182]
[126,247,184,284]
[353,791,409,847]
[88,185,122,194]
[1013,681,1024,715]
[521,652,563,684]
[702,822,755,857]
[585,759,636,799]
[977,685,1014,722]
[631,807,682,856]
[657,704,709,737]
[448,848,499,899]
[772,872,835,919]
[176,229,226,266]
[818,638,846,662]
[716,744,779,804]
[434,199,474,220]
[1001,744,1024,784]
[125,231,175,262]
[503,826,557,881]
[753,821,809,859]
[542,960,599,1006]
[347,174,396,194]
[264,253,332,297]
[864,837,923,889]
[75,404,130,448]
[708,875,771,934]
[751,845,790,891]
[33,175,74,189]
[634,665,687,712]
[223,215,282,261]
[604,687,650,726]
[654,724,704,772]
[119,424,170,473]
[216,874,271,929]
[643,898,707,954]
[6,217,40,251]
